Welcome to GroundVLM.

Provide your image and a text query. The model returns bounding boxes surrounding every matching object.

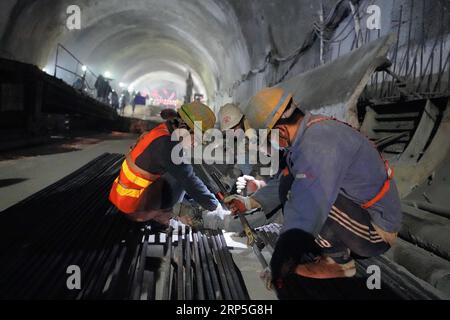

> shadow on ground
[0,178,28,188]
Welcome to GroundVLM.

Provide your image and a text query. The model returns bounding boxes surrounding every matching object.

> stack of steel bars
[158,223,248,300]
[0,153,248,300]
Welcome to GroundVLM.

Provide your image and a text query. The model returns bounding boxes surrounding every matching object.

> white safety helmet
[218,103,244,131]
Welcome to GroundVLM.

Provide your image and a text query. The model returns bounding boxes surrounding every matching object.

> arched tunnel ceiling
[1,0,251,105]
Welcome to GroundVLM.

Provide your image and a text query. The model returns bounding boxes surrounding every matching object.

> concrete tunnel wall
[0,0,449,113]
[0,0,251,113]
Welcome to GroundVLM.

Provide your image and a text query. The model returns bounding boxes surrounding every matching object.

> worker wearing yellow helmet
[225,87,402,291]
[109,101,228,224]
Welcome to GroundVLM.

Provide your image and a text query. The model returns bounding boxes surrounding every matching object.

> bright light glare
[104,71,112,78]
[81,65,87,72]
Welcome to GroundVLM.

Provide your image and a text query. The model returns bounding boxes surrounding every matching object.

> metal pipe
[185,227,193,300]
[196,231,214,300]
[162,227,174,300]
[192,231,205,300]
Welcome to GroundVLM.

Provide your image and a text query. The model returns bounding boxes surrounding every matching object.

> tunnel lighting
[119,82,126,88]
[128,86,134,92]
[81,65,87,72]
[104,71,112,78]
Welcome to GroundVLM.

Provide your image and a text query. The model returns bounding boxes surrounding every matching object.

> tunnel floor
[0,153,442,300]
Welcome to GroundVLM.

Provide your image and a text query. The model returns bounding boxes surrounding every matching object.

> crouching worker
[109,101,228,225]
[227,87,403,288]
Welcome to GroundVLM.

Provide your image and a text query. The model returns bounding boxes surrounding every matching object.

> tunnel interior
[1,0,253,111]
[0,0,450,301]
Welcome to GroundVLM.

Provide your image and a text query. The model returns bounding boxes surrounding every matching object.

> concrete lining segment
[277,34,396,127]
[394,100,450,197]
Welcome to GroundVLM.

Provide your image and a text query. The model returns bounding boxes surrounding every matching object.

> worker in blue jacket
[225,87,402,288]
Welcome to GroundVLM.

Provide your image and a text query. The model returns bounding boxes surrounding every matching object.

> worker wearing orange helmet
[225,87,402,290]
[109,101,228,225]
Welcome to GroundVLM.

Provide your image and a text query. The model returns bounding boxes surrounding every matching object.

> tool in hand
[200,164,272,289]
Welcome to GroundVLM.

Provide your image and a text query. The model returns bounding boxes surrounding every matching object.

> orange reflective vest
[109,123,171,214]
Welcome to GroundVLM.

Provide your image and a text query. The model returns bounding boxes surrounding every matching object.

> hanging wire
[224,0,370,97]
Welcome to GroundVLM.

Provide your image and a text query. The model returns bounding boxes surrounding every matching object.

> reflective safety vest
[109,123,171,214]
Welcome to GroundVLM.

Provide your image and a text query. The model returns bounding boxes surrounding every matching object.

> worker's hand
[210,203,231,219]
[202,204,231,230]
[236,176,266,195]
[224,195,258,215]
[153,212,172,226]
[270,229,320,290]
[260,267,273,291]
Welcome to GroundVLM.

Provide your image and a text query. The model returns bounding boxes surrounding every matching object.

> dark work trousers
[137,173,185,211]
[316,194,391,263]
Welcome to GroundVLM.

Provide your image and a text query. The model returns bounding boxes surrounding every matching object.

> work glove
[224,195,253,214]
[270,229,321,291]
[236,175,265,195]
[201,203,231,230]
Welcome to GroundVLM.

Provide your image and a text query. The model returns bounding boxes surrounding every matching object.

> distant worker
[94,75,104,99]
[110,90,119,111]
[225,87,402,287]
[95,75,111,103]
[109,101,228,225]
[104,81,112,103]
[132,91,146,114]
[119,90,130,115]
[72,77,85,92]
[185,72,193,104]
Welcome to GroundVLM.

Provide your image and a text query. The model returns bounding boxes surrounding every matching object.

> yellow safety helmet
[218,103,244,131]
[243,87,293,130]
[178,101,216,132]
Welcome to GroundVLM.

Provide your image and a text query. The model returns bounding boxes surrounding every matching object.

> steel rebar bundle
[0,153,248,300]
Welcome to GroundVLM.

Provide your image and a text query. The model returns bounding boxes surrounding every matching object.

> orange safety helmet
[243,87,293,130]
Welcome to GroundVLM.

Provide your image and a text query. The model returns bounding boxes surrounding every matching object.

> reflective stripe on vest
[109,123,170,214]
[305,116,393,210]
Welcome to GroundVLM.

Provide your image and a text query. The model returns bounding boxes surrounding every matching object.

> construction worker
[197,103,280,232]
[218,103,255,176]
[225,87,402,288]
[109,101,228,225]
[218,103,246,131]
